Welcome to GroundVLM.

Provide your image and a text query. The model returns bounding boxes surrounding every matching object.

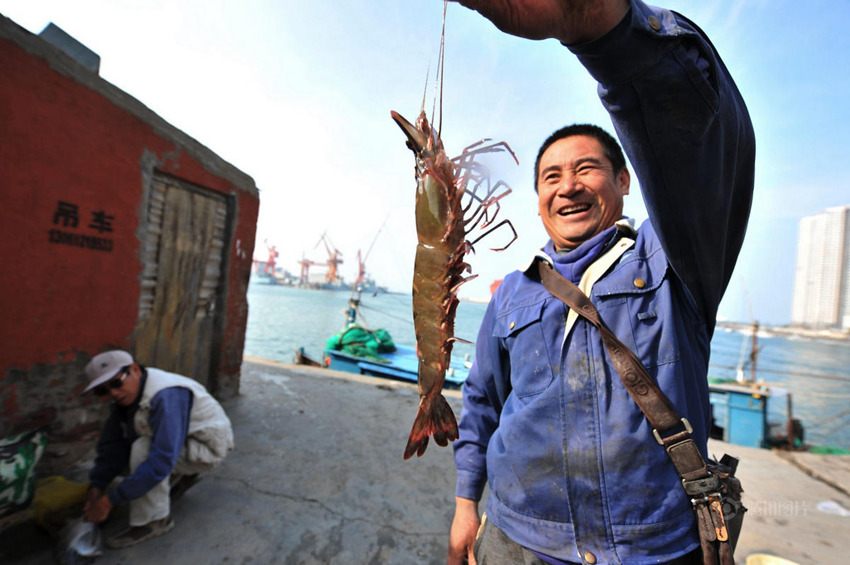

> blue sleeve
[108,388,193,506]
[89,405,131,490]
[569,0,756,327]
[453,297,507,501]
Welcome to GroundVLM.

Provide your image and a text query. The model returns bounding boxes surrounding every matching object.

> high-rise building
[791,205,850,329]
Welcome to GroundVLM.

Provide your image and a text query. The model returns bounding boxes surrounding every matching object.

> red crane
[316,233,343,285]
[264,239,278,275]
[352,219,385,289]
[298,253,322,287]
[354,249,366,287]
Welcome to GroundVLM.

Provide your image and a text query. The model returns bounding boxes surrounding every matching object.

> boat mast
[749,321,759,383]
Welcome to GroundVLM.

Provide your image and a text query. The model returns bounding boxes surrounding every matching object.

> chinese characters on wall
[48,200,115,251]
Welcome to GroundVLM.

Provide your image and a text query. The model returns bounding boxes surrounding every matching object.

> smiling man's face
[537,135,630,250]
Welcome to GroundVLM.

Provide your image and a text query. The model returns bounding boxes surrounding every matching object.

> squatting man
[81,350,234,548]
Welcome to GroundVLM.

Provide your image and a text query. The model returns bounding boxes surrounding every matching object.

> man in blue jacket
[448,1,754,564]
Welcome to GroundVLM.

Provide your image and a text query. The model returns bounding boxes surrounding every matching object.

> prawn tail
[403,393,459,459]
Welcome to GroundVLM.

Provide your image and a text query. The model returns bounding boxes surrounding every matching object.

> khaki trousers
[128,436,216,526]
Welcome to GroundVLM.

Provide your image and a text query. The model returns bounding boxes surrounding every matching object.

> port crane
[353,219,385,288]
[264,239,278,276]
[298,253,322,287]
[315,232,344,285]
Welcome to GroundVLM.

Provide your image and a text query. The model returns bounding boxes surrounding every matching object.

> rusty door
[134,174,230,390]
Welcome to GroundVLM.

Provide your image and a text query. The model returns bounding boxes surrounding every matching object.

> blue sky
[3,0,848,325]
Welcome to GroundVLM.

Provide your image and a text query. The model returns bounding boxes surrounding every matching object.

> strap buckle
[692,493,729,542]
[652,417,693,445]
[682,473,721,496]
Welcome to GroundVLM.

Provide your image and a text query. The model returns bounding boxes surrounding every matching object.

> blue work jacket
[453,1,755,564]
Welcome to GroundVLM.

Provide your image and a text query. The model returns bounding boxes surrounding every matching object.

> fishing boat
[297,297,808,449]
[707,378,802,449]
[295,288,469,389]
[707,322,805,450]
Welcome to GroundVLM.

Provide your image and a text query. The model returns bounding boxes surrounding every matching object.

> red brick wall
[0,18,258,466]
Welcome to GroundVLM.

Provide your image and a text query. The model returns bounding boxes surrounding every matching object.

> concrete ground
[3,357,849,564]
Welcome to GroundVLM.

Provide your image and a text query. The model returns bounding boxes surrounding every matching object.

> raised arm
[454,0,755,325]
[451,0,629,44]
[568,2,755,325]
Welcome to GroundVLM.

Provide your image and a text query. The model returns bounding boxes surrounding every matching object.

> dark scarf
[544,223,623,285]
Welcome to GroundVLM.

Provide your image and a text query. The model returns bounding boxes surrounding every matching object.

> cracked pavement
[6,357,849,564]
[8,358,465,564]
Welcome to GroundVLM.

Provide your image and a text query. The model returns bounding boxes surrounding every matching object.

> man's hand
[83,487,101,512]
[450,0,629,45]
[83,488,112,523]
[448,497,480,565]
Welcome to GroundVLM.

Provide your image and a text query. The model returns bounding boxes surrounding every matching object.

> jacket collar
[522,217,637,274]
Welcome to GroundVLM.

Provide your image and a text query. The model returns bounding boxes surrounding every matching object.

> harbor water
[244,278,850,450]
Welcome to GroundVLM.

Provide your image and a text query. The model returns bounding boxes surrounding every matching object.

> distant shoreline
[460,298,850,342]
[717,320,849,342]
[460,296,490,304]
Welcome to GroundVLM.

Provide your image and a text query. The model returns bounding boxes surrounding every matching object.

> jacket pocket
[595,271,681,373]
[492,300,556,397]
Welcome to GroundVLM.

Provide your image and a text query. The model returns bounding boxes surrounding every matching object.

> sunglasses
[93,370,129,397]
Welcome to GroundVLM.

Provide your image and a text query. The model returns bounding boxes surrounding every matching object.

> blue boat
[300,297,808,450]
[323,345,469,389]
[707,323,804,450]
[708,379,800,449]
[296,288,470,389]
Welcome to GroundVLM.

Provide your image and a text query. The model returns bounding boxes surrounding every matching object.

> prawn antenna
[436,0,448,134]
[420,66,431,113]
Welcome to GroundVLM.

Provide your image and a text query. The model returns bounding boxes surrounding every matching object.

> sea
[244,277,850,450]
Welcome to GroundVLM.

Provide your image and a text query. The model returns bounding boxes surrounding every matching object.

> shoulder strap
[563,235,635,343]
[536,259,682,431]
[535,258,733,565]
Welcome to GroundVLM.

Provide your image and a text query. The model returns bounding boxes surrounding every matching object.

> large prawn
[391,2,517,459]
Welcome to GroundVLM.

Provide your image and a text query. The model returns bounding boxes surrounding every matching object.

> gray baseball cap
[82,350,134,394]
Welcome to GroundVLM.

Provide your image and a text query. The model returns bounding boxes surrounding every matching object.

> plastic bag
[55,518,103,565]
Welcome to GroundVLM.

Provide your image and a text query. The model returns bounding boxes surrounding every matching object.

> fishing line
[803,391,850,398]
[709,363,850,384]
[815,409,850,438]
[358,302,415,326]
